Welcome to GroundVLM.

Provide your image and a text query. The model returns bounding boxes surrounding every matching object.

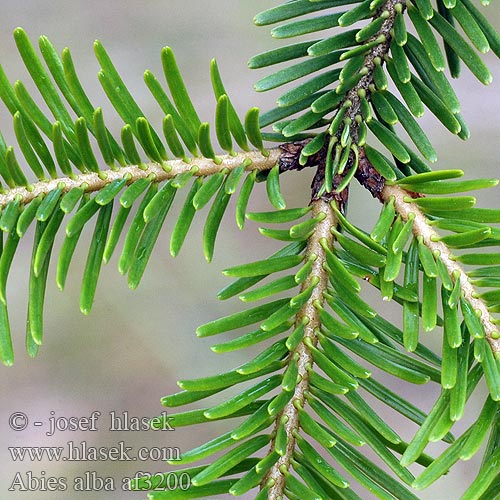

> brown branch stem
[344,0,406,128]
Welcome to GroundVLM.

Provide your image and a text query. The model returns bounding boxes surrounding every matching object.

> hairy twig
[264,198,336,497]
[344,0,406,134]
[384,183,500,355]
[0,149,281,208]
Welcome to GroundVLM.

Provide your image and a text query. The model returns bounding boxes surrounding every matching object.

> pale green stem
[0,149,281,208]
[264,199,336,497]
[384,183,500,355]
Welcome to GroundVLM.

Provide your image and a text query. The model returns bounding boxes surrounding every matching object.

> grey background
[0,2,499,499]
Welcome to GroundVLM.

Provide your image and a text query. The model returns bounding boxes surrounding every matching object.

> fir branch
[0,149,280,208]
[0,3,499,497]
[307,0,407,190]
[383,182,500,355]
[343,0,406,131]
[265,198,336,497]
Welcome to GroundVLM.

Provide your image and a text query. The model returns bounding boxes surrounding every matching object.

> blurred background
[0,1,499,499]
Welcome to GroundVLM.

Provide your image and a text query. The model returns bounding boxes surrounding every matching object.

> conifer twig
[265,198,337,496]
[383,183,500,355]
[0,149,281,208]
